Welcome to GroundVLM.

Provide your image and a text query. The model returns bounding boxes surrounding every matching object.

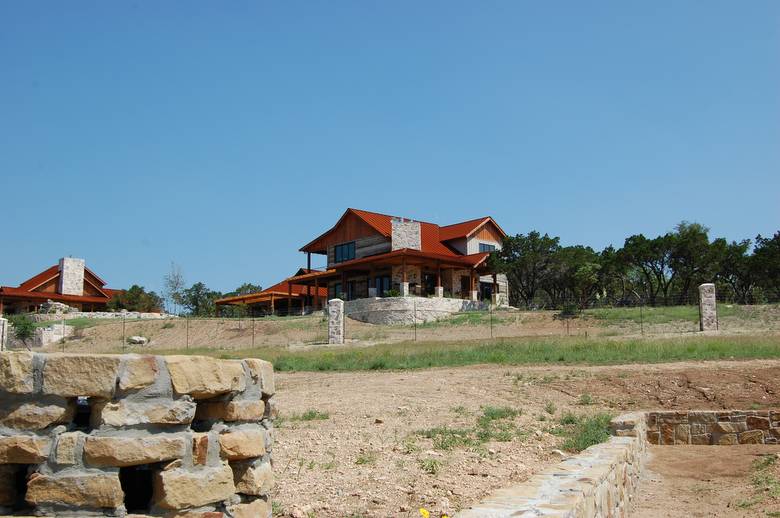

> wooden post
[270,294,275,315]
[307,252,311,271]
[314,277,320,309]
[437,263,442,288]
[402,257,407,283]
[287,282,293,316]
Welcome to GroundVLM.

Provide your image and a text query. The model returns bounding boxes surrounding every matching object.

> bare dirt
[271,359,780,517]
[633,445,780,517]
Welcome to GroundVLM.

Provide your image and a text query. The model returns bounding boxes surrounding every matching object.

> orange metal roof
[215,273,328,305]
[2,262,118,302]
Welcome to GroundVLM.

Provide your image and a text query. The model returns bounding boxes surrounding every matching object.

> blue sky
[2,1,778,294]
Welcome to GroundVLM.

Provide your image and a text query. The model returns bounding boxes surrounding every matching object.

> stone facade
[698,283,718,331]
[328,299,345,344]
[457,413,646,517]
[0,352,274,517]
[646,410,779,445]
[345,296,487,325]
[390,218,421,250]
[57,258,85,297]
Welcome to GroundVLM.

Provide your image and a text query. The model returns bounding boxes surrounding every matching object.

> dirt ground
[271,359,780,517]
[633,445,780,517]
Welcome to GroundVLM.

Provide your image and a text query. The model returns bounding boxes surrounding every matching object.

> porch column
[287,282,293,316]
[270,294,275,314]
[400,257,409,297]
[492,273,498,305]
[435,262,444,298]
[470,269,478,302]
[314,278,320,309]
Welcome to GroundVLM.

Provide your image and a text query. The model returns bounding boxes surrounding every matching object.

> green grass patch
[554,412,613,452]
[163,335,780,372]
[288,409,329,422]
[417,405,522,450]
[33,317,106,330]
[419,458,442,475]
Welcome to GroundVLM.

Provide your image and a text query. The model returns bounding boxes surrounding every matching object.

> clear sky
[2,1,778,295]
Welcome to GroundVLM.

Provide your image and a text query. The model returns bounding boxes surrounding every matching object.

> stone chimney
[391,217,421,251]
[58,257,85,296]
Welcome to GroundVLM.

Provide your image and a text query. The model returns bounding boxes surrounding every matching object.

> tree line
[489,223,780,309]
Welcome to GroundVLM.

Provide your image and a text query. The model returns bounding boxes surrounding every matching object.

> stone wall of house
[457,412,647,517]
[58,258,85,297]
[390,218,421,250]
[0,352,274,517]
[345,296,487,325]
[646,410,779,445]
[391,265,421,288]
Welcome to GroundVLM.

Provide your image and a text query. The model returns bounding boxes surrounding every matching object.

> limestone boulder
[42,354,121,398]
[0,351,35,394]
[127,335,149,345]
[92,398,196,427]
[118,355,159,391]
[232,460,274,496]
[84,435,186,467]
[25,471,124,508]
[165,356,246,399]
[219,428,266,460]
[226,498,272,518]
[195,400,265,422]
[245,359,274,396]
[0,400,74,430]
[153,461,235,510]
[0,435,51,463]
[54,432,82,465]
[746,416,771,430]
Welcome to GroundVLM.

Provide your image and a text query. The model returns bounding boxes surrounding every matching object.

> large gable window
[479,243,497,253]
[334,242,356,263]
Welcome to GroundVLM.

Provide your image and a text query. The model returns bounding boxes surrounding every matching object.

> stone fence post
[698,283,717,332]
[0,317,7,352]
[328,299,345,344]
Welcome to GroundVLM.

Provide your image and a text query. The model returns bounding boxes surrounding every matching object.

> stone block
[119,355,159,391]
[660,423,675,445]
[219,429,266,460]
[645,431,660,445]
[716,433,738,445]
[690,434,712,445]
[54,432,82,465]
[232,460,273,496]
[698,283,717,331]
[739,430,765,444]
[153,461,235,510]
[712,421,747,434]
[0,400,74,430]
[674,424,691,444]
[92,398,196,426]
[746,416,771,430]
[26,471,123,508]
[0,351,35,394]
[165,356,246,399]
[0,435,50,463]
[84,435,187,467]
[42,354,120,398]
[688,411,717,424]
[192,433,209,466]
[195,400,265,422]
[245,359,274,396]
[226,498,272,518]
[0,465,16,506]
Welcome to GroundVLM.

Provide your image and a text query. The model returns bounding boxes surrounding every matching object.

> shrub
[8,314,35,348]
[560,413,613,452]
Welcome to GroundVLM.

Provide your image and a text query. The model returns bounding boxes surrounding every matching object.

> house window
[334,242,356,263]
[331,283,342,299]
[479,243,497,253]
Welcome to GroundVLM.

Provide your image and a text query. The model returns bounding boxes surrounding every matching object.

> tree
[620,233,676,305]
[718,239,756,304]
[489,231,560,307]
[107,285,164,312]
[219,283,262,318]
[9,314,35,350]
[181,282,222,317]
[163,262,186,315]
[753,232,780,300]
[669,222,718,304]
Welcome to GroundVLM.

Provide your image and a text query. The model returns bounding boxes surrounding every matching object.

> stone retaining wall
[457,413,647,517]
[33,312,173,323]
[0,352,274,517]
[345,296,487,325]
[646,410,780,445]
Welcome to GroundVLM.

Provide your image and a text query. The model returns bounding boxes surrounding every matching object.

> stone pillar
[328,299,345,344]
[434,286,444,298]
[400,282,410,297]
[58,257,85,296]
[470,291,479,302]
[698,283,717,332]
[368,287,377,298]
[0,317,6,352]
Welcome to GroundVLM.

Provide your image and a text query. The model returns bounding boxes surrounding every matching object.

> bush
[384,289,401,297]
[8,314,35,347]
[559,413,613,452]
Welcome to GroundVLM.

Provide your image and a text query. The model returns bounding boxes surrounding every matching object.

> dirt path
[633,445,780,517]
[271,359,780,517]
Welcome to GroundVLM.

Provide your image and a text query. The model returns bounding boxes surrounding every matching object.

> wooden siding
[307,212,384,254]
[33,278,58,294]
[474,222,504,243]
[328,234,391,266]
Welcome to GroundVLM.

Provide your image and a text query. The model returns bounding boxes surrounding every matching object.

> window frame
[334,242,356,263]
[479,243,497,253]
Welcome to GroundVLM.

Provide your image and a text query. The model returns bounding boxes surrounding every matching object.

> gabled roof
[300,208,505,257]
[1,262,117,302]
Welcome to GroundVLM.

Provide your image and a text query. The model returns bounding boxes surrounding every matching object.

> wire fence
[7,299,779,354]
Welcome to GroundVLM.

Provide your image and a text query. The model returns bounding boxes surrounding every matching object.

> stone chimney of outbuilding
[391,217,421,251]
[58,257,85,296]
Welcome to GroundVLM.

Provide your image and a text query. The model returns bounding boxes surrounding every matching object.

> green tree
[669,222,721,304]
[181,282,223,317]
[9,314,35,350]
[620,233,676,306]
[753,232,780,300]
[107,285,164,312]
[718,239,756,304]
[489,231,560,307]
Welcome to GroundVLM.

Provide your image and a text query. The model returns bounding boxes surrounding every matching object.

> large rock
[0,435,50,463]
[245,359,275,396]
[0,400,74,430]
[54,432,82,465]
[25,471,124,508]
[739,430,765,444]
[232,460,273,496]
[118,355,159,391]
[153,461,235,509]
[195,400,265,422]
[0,351,35,394]
[42,354,121,398]
[84,435,187,467]
[219,428,266,460]
[165,356,246,399]
[92,398,196,426]
[0,465,16,506]
[226,498,272,518]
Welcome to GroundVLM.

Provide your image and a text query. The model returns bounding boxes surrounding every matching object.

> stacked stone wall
[33,312,173,323]
[0,352,274,517]
[646,410,779,445]
[345,296,487,325]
